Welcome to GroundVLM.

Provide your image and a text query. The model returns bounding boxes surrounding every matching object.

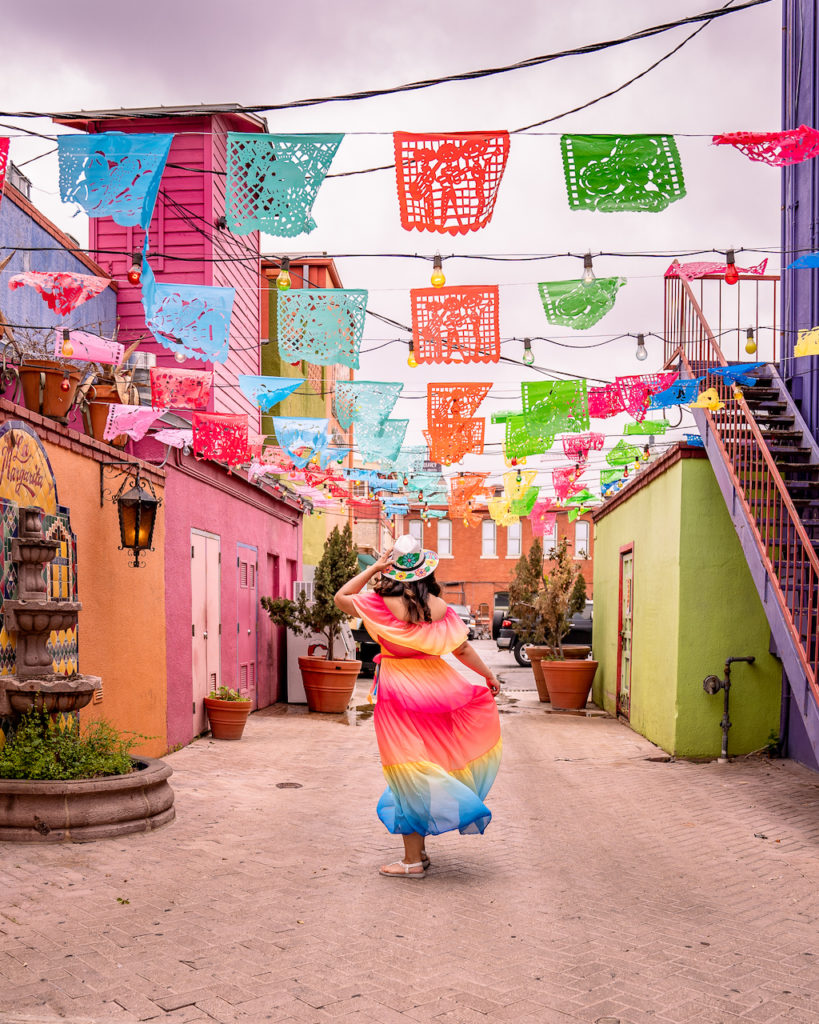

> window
[507,522,521,558]
[481,518,496,557]
[541,522,557,555]
[438,519,452,556]
[575,520,590,559]
[408,519,424,547]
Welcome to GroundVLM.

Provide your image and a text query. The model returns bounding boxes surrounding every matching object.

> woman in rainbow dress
[335,535,502,878]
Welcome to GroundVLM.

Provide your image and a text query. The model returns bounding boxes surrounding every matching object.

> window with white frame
[541,522,557,554]
[438,518,452,556]
[574,520,590,559]
[507,521,522,558]
[481,518,497,557]
[408,519,424,547]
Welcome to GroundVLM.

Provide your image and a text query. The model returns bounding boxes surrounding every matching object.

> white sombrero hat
[381,535,439,583]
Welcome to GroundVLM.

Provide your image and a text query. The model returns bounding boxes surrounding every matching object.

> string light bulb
[522,338,535,366]
[407,341,418,368]
[59,374,71,393]
[745,327,757,355]
[724,249,739,286]
[61,330,73,358]
[733,386,744,402]
[276,257,292,291]
[430,254,446,288]
[126,252,143,286]
[174,350,186,364]
[581,252,596,288]
[635,333,648,362]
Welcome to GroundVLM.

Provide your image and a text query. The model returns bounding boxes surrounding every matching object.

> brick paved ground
[1,684,818,1024]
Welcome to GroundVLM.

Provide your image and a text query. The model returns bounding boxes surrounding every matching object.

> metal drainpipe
[702,656,756,763]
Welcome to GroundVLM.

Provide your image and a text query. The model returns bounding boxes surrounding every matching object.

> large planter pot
[203,697,252,740]
[298,656,361,713]
[85,383,129,448]
[525,646,552,702]
[18,361,82,421]
[543,660,598,711]
[0,756,175,843]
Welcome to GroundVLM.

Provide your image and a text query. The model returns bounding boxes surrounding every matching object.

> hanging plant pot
[18,361,82,421]
[542,660,598,711]
[298,656,361,713]
[85,383,129,448]
[203,696,252,740]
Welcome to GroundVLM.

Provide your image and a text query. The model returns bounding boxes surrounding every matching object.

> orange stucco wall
[41,443,168,758]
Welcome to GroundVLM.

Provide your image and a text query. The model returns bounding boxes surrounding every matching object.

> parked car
[497,601,593,666]
[450,604,477,640]
[351,621,379,678]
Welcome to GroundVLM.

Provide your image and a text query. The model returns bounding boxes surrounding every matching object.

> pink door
[192,530,221,735]
[237,544,258,707]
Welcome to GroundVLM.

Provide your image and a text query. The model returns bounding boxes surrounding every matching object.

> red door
[237,544,258,707]
[616,545,634,720]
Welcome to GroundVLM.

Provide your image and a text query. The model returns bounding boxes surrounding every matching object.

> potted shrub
[203,685,252,740]
[509,538,552,697]
[261,525,362,713]
[510,537,596,708]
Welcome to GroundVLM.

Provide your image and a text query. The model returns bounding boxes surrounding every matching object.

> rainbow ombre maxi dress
[351,592,502,837]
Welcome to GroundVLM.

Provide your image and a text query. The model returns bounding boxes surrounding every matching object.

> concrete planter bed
[0,756,175,843]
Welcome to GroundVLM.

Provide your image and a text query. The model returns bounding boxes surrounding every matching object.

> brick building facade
[399,505,594,626]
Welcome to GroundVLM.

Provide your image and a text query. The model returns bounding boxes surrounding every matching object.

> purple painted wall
[143,438,301,749]
[782,0,819,425]
[781,0,819,770]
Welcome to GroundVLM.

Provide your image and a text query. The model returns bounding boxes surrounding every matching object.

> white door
[192,530,221,735]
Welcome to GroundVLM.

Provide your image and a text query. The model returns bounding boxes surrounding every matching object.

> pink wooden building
[53,107,303,748]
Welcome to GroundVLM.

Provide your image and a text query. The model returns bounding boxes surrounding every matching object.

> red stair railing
[664,272,819,707]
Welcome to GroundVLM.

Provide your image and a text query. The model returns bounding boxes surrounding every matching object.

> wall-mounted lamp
[100,464,162,568]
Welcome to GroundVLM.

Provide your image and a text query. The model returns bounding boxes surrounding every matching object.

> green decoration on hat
[505,413,555,459]
[624,419,668,436]
[561,134,686,213]
[538,278,625,330]
[510,486,540,516]
[606,439,642,466]
[521,379,589,437]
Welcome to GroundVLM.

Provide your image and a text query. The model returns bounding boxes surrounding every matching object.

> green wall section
[261,291,326,432]
[592,455,781,758]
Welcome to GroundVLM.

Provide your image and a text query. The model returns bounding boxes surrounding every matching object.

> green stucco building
[591,444,781,759]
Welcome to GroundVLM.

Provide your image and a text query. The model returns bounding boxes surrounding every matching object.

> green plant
[509,536,586,657]
[261,524,359,660]
[763,729,782,758]
[0,710,136,780]
[207,685,250,702]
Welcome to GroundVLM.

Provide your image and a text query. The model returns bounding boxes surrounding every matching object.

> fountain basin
[11,538,58,564]
[0,673,101,716]
[3,601,80,635]
[0,757,175,842]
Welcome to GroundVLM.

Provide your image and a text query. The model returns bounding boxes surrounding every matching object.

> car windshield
[451,605,470,617]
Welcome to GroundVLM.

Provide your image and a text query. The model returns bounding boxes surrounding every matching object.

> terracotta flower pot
[542,660,598,711]
[525,646,552,702]
[85,383,128,448]
[298,656,361,713]
[18,361,82,421]
[203,697,252,740]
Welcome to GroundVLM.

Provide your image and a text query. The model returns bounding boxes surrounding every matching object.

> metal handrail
[665,272,819,704]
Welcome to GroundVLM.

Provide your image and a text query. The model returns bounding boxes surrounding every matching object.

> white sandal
[379,860,426,879]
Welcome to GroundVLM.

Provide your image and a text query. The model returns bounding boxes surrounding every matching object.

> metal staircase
[664,272,819,765]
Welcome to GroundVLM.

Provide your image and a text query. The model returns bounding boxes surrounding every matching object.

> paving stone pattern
[1,686,818,1024]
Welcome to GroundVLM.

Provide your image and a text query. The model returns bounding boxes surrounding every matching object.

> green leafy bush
[207,685,249,702]
[0,711,136,780]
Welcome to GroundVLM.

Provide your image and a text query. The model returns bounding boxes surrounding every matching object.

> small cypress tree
[508,535,587,656]
[261,524,360,660]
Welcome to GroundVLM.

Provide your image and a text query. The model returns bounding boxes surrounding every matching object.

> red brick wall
[401,507,594,621]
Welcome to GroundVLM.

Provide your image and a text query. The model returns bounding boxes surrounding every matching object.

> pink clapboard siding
[74,113,261,426]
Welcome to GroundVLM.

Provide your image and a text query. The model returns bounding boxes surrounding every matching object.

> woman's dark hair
[374,571,441,623]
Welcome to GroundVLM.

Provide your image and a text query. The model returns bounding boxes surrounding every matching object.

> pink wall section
[159,445,302,749]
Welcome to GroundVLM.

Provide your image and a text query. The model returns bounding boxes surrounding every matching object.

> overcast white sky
[0,0,782,492]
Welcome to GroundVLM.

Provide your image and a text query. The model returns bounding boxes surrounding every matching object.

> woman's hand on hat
[373,544,395,573]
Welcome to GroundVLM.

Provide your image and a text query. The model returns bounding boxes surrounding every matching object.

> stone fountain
[0,505,100,717]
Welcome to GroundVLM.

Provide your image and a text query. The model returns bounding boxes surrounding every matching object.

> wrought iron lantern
[113,471,161,568]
